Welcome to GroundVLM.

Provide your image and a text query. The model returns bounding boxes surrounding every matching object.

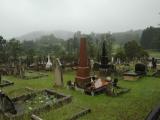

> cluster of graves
[67,37,130,96]
[0,36,160,120]
[0,55,53,80]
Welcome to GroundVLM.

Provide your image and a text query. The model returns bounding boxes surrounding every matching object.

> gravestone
[90,59,94,75]
[123,63,146,81]
[111,57,114,63]
[75,37,90,89]
[46,55,52,70]
[99,41,115,76]
[135,63,146,75]
[54,58,63,86]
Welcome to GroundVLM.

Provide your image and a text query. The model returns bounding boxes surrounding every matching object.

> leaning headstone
[54,58,63,86]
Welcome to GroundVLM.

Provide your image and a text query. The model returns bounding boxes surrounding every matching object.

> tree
[100,33,115,60]
[7,38,22,64]
[0,36,7,63]
[124,40,141,60]
[141,27,160,50]
[114,47,126,62]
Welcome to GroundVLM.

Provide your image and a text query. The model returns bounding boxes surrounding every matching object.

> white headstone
[111,57,114,63]
[46,55,52,70]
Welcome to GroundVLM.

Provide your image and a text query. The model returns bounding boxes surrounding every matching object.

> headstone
[46,55,52,70]
[111,57,114,63]
[54,58,63,86]
[75,37,90,88]
[135,63,146,75]
[90,59,94,75]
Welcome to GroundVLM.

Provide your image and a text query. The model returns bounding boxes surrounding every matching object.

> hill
[112,30,143,44]
[17,30,74,41]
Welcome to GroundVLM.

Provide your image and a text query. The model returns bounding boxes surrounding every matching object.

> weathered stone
[55,58,63,86]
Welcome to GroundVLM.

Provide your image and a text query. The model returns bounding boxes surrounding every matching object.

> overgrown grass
[2,70,160,120]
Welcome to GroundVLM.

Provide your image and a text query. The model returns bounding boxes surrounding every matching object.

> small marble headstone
[111,57,114,63]
[46,55,52,70]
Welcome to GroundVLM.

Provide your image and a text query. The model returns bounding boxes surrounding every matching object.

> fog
[0,0,160,38]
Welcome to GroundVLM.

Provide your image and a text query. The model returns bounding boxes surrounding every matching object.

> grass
[2,70,160,120]
[147,50,160,58]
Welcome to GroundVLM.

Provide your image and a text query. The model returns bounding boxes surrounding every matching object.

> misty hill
[17,30,74,41]
[112,30,143,44]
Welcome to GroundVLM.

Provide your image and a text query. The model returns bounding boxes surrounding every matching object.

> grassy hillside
[3,71,160,120]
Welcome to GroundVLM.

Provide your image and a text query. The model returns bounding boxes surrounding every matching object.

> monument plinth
[75,37,90,88]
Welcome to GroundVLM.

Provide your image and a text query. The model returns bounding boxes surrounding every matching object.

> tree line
[140,26,160,50]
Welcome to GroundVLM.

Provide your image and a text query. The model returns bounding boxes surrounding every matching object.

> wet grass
[2,70,160,120]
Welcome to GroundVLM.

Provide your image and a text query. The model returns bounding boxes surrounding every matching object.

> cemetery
[0,34,160,120]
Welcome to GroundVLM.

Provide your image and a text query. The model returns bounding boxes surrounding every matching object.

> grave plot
[38,104,91,120]
[0,89,71,119]
[123,63,147,81]
[6,87,35,98]
[23,71,48,80]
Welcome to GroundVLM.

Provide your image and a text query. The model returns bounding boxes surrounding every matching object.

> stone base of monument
[0,80,14,88]
[99,64,116,76]
[123,71,142,81]
[1,89,71,119]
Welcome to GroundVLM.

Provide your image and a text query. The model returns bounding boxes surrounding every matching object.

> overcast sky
[0,0,160,38]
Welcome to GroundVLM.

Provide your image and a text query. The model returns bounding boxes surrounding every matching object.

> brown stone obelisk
[75,37,90,88]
